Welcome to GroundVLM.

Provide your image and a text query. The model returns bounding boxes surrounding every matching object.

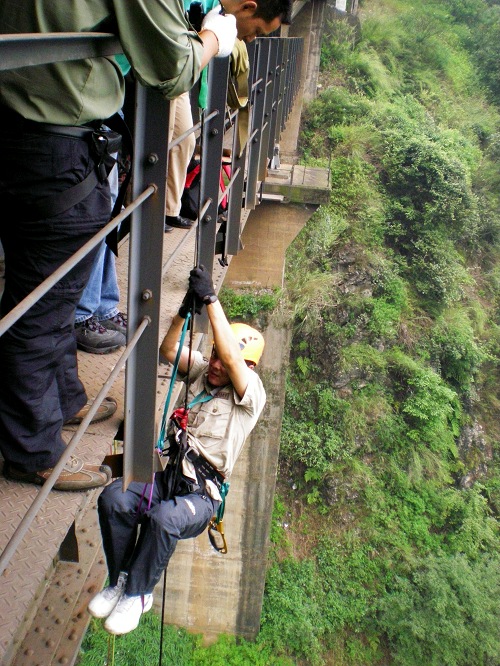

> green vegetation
[270,0,500,664]
[79,616,294,665]
[218,286,278,326]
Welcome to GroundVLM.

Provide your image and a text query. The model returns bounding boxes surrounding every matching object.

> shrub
[259,558,328,665]
[429,309,486,389]
[378,553,500,666]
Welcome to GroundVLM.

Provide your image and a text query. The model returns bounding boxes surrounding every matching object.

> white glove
[201,6,237,58]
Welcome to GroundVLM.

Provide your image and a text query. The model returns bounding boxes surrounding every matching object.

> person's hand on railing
[201,7,237,58]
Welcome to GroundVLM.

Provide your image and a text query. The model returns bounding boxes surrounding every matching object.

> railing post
[257,39,279,185]
[267,39,285,165]
[246,39,271,209]
[123,86,170,487]
[195,56,230,331]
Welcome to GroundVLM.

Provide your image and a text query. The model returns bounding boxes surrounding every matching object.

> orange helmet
[230,323,265,365]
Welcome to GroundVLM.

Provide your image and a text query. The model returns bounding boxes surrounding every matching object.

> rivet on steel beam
[142,289,153,301]
[211,128,219,136]
[205,215,212,223]
[147,153,159,164]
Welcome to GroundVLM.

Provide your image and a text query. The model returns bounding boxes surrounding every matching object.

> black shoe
[75,316,126,354]
[164,224,173,233]
[165,215,193,230]
[100,312,127,335]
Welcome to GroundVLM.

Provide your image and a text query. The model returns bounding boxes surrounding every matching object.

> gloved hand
[189,265,217,304]
[201,6,237,58]
[178,289,204,319]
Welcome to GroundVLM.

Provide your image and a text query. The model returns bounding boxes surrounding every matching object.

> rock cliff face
[457,423,492,489]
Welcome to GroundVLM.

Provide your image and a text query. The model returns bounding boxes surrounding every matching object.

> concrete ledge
[263,164,330,205]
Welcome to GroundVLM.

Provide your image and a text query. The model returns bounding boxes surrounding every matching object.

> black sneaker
[100,312,127,335]
[75,316,125,354]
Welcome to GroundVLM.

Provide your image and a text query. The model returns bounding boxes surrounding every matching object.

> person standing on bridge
[88,265,266,635]
[0,0,240,491]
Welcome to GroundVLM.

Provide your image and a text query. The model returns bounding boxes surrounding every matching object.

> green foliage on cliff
[267,1,500,664]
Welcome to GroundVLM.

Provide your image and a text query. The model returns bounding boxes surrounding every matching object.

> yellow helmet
[230,323,265,366]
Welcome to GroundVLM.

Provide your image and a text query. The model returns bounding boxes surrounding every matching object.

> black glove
[178,289,204,319]
[189,265,217,304]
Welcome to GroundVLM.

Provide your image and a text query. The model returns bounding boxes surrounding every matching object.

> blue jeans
[0,114,110,471]
[75,242,119,323]
[75,161,120,323]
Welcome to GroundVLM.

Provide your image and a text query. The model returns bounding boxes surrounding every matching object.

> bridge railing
[0,30,303,575]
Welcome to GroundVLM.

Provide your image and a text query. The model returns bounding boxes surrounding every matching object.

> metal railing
[0,30,303,575]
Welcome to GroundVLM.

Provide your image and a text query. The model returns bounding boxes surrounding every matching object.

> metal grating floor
[0,220,230,665]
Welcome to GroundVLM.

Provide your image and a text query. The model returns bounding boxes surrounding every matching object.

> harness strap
[11,169,99,220]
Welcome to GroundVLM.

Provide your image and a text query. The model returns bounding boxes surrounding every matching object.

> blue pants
[0,117,110,471]
[98,475,220,595]
[74,242,119,323]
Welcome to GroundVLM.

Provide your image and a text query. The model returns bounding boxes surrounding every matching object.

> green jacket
[184,0,220,108]
[0,0,205,125]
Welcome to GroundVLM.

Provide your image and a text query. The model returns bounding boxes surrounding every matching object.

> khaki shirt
[174,351,266,498]
[0,0,204,124]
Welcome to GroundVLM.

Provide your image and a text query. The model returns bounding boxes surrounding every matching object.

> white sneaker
[88,572,127,618]
[104,593,154,635]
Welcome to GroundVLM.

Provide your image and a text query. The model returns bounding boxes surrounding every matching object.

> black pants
[0,119,110,471]
[98,474,220,595]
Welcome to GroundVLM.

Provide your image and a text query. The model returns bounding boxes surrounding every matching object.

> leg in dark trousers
[0,126,110,471]
[98,475,220,595]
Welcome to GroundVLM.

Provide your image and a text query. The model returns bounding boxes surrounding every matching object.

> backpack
[180,156,232,221]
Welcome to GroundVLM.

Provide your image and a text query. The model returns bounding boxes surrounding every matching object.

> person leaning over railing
[0,0,238,491]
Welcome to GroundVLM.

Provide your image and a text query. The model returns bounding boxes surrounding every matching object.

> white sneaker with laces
[88,572,127,618]
[104,592,154,635]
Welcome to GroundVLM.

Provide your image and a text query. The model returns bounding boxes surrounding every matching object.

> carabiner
[208,517,228,554]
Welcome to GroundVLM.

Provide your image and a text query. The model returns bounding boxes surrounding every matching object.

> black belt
[0,105,102,137]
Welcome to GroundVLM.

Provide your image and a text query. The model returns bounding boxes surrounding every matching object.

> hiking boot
[104,593,154,635]
[75,316,125,354]
[165,215,193,229]
[100,312,127,336]
[88,572,128,618]
[64,396,117,426]
[3,455,111,491]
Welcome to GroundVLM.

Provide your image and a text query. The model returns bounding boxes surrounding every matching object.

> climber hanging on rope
[87,265,266,636]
